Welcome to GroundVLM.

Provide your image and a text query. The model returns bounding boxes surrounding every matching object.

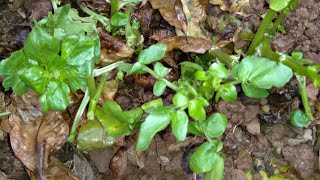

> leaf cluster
[0,5,100,112]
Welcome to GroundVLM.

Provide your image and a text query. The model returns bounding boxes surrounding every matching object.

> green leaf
[136,107,174,151]
[189,142,221,173]
[204,154,224,180]
[61,34,95,66]
[20,66,47,94]
[290,109,310,127]
[195,70,209,81]
[173,91,189,107]
[154,62,171,78]
[153,80,167,96]
[219,83,237,102]
[242,83,269,98]
[96,101,143,137]
[180,62,203,81]
[39,81,70,112]
[24,25,60,64]
[188,99,206,121]
[138,44,167,65]
[209,63,229,79]
[77,118,115,151]
[188,122,205,136]
[141,98,163,112]
[270,0,290,11]
[172,110,188,141]
[130,62,145,74]
[203,113,228,138]
[111,12,127,26]
[236,56,293,89]
[0,50,29,95]
[64,61,92,92]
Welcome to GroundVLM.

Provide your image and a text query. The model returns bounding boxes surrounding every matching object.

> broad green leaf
[141,98,163,112]
[242,83,269,98]
[173,91,189,107]
[136,107,174,151]
[154,62,171,78]
[188,99,206,121]
[172,110,188,141]
[64,61,92,92]
[39,81,70,112]
[219,83,237,102]
[203,113,228,138]
[270,0,290,11]
[20,66,47,94]
[0,50,29,95]
[290,109,310,127]
[195,70,209,81]
[61,34,95,66]
[180,61,203,81]
[198,96,209,107]
[24,25,60,64]
[209,63,229,79]
[130,62,146,74]
[153,80,167,96]
[138,44,167,65]
[111,12,127,26]
[188,122,205,136]
[96,106,132,137]
[96,101,143,137]
[204,154,224,180]
[189,142,220,173]
[236,56,293,89]
[77,118,115,151]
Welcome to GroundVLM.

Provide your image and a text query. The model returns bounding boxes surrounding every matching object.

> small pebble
[261,105,270,113]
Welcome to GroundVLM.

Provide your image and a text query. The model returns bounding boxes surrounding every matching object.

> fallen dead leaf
[73,154,94,180]
[149,0,182,29]
[99,28,134,65]
[8,90,69,175]
[160,36,212,53]
[101,79,119,102]
[108,148,128,180]
[127,145,145,169]
[209,0,250,16]
[27,157,78,180]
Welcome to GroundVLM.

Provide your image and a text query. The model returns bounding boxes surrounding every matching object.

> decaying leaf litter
[0,0,320,179]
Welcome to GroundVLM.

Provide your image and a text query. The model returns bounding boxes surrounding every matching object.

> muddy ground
[0,0,320,179]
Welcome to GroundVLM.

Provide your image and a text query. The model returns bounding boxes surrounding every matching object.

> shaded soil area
[1,0,320,179]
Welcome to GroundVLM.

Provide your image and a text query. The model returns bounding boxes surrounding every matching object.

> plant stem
[67,89,90,143]
[259,38,320,88]
[93,61,124,77]
[87,75,97,98]
[87,73,108,120]
[208,47,238,68]
[142,65,179,91]
[270,10,287,35]
[296,74,313,120]
[0,111,11,117]
[111,0,119,17]
[246,9,277,55]
[51,0,58,13]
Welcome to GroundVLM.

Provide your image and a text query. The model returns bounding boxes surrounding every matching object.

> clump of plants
[0,0,319,179]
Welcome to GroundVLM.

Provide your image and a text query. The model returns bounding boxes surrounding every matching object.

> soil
[0,0,320,180]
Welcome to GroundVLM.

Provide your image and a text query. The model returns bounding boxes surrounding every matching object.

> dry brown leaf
[99,29,134,65]
[73,154,94,180]
[127,145,145,169]
[177,0,208,38]
[209,0,250,16]
[101,79,119,102]
[160,36,212,53]
[27,157,78,180]
[108,148,128,180]
[8,90,69,174]
[149,0,182,29]
[174,0,188,34]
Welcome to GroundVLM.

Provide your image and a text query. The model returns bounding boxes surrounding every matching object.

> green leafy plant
[1,0,320,179]
[0,5,100,112]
